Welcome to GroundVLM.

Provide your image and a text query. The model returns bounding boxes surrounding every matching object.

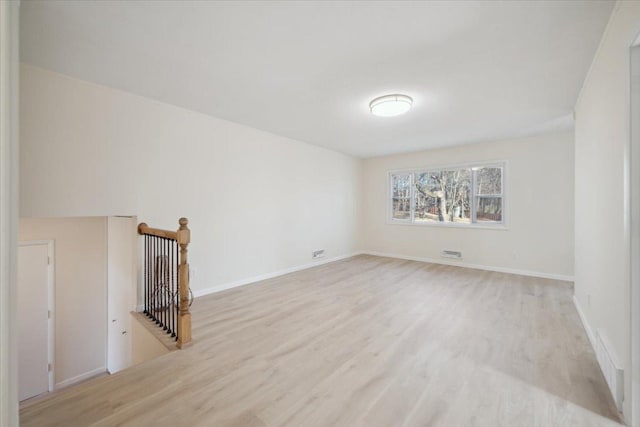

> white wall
[130,314,169,367]
[20,65,363,296]
[362,131,574,279]
[574,1,640,422]
[19,217,107,387]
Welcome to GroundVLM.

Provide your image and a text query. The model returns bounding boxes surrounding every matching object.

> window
[391,173,412,220]
[389,163,505,226]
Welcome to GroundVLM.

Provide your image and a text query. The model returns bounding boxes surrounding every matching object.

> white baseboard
[573,295,624,412]
[192,251,364,299]
[573,295,596,350]
[183,250,573,301]
[362,251,574,282]
[54,367,107,390]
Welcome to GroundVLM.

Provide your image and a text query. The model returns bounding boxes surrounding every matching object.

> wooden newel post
[176,217,192,348]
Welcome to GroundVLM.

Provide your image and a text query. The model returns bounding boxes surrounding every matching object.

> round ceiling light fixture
[369,94,413,117]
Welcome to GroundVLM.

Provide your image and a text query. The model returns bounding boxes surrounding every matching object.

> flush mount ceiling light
[369,94,413,117]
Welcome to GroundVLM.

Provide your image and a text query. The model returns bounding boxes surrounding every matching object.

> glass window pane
[476,167,502,195]
[476,197,502,222]
[414,170,471,223]
[392,198,411,220]
[414,171,439,222]
[443,169,471,223]
[391,174,412,220]
[392,174,411,199]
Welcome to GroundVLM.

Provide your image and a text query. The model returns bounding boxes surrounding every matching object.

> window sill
[386,220,508,231]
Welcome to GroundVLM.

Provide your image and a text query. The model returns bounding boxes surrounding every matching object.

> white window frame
[387,161,507,230]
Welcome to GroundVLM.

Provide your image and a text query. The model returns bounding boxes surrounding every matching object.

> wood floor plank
[20,255,623,426]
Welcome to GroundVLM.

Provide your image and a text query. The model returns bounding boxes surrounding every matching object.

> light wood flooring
[20,255,623,426]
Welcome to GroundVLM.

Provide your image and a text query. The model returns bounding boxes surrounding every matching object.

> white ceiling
[20,1,613,158]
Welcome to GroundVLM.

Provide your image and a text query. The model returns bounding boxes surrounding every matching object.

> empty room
[2,0,640,426]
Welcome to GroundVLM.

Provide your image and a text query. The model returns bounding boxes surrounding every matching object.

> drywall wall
[20,64,363,296]
[362,131,574,279]
[574,1,640,422]
[19,217,107,387]
[130,314,169,366]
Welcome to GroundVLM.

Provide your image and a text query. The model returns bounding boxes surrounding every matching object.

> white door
[18,242,53,401]
[107,217,135,373]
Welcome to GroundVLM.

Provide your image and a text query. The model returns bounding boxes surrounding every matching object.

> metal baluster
[144,235,148,316]
[156,237,162,328]
[159,237,163,328]
[162,237,166,328]
[149,236,152,321]
[157,236,161,325]
[148,235,151,318]
[157,236,162,326]
[149,235,152,318]
[170,239,175,337]
[161,237,165,330]
[154,236,159,325]
[146,235,149,316]
[149,236,153,321]
[175,240,178,339]
[175,240,179,341]
[147,235,151,318]
[148,235,152,319]
[163,237,168,331]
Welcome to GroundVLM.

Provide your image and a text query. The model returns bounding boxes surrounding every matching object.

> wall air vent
[441,250,462,259]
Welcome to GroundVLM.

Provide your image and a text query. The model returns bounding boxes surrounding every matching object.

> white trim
[623,20,640,426]
[573,296,625,412]
[362,251,574,282]
[193,251,573,300]
[104,219,109,377]
[47,243,55,393]
[18,240,56,395]
[193,252,364,298]
[385,219,508,231]
[386,159,508,176]
[630,43,640,427]
[573,295,597,351]
[0,1,20,424]
[54,367,106,390]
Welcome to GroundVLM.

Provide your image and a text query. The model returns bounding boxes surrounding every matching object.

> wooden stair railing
[138,217,192,349]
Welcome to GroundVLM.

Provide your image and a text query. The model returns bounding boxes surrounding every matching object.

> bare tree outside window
[414,170,470,223]
[390,164,503,226]
[392,174,411,220]
[475,167,502,222]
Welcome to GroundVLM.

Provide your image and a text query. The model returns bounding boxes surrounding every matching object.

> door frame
[630,31,640,427]
[18,240,55,394]
[106,216,136,374]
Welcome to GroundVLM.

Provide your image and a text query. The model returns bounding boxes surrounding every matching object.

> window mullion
[390,173,396,222]
[410,173,415,223]
[471,168,477,223]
